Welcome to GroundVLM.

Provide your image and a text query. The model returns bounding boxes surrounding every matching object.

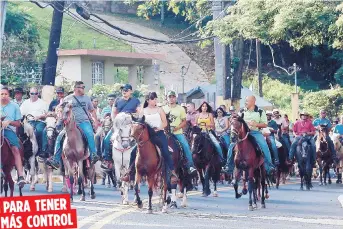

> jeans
[102,129,113,160]
[174,134,194,168]
[95,131,102,157]
[267,135,279,163]
[208,132,224,161]
[4,129,20,148]
[53,121,96,163]
[128,131,174,171]
[281,133,291,153]
[225,143,236,172]
[221,134,230,148]
[29,120,46,155]
[289,136,316,165]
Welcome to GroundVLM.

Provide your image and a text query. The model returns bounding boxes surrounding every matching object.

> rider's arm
[158,108,168,130]
[8,120,21,128]
[209,113,215,129]
[111,106,118,121]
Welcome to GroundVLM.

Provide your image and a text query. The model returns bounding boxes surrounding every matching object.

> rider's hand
[1,120,11,129]
[248,121,257,128]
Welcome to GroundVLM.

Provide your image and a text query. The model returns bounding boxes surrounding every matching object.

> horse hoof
[319,183,323,186]
[248,205,253,211]
[328,180,332,184]
[137,203,143,209]
[70,198,73,203]
[213,192,218,197]
[170,201,177,209]
[162,206,167,213]
[181,202,187,208]
[106,184,111,188]
[90,194,96,199]
[242,189,248,195]
[253,204,257,209]
[30,187,35,191]
[147,209,153,214]
[261,203,266,209]
[177,193,184,199]
[300,186,304,190]
[235,193,242,199]
[324,183,327,186]
[80,196,85,201]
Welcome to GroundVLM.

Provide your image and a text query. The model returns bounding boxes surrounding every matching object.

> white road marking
[91,208,133,229]
[338,195,343,208]
[252,216,343,226]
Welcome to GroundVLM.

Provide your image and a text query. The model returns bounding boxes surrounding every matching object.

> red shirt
[293,119,315,136]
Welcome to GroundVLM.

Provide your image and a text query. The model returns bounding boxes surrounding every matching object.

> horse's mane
[114,113,132,128]
[236,116,250,133]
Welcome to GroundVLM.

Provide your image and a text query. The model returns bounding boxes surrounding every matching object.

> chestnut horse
[230,117,267,210]
[130,116,168,213]
[0,120,24,197]
[191,126,221,197]
[316,125,333,186]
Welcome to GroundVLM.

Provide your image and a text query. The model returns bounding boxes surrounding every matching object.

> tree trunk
[279,44,286,67]
[223,44,231,100]
[231,36,244,100]
[256,39,262,97]
[160,1,165,26]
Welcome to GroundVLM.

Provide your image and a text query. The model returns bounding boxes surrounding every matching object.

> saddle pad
[76,126,89,148]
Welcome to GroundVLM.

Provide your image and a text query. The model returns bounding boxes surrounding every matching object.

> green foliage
[333,3,343,49]
[302,87,343,118]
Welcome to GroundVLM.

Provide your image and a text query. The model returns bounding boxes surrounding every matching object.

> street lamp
[288,63,301,93]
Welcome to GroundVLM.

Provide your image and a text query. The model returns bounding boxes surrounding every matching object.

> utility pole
[181,65,185,94]
[0,0,8,79]
[42,1,65,86]
[41,1,64,105]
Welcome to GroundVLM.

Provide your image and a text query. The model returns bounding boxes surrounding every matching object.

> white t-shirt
[20,98,49,117]
[273,117,288,128]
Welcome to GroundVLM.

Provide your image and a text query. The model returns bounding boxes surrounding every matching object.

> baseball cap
[14,87,24,93]
[55,87,64,93]
[120,84,132,91]
[167,90,177,97]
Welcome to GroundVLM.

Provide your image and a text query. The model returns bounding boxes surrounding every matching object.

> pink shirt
[186,111,198,126]
[293,119,315,136]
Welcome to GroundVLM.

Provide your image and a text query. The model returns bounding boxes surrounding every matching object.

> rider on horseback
[12,87,24,107]
[224,96,275,175]
[46,81,100,169]
[162,90,197,175]
[266,111,280,165]
[196,101,225,164]
[101,84,140,169]
[1,87,26,186]
[20,87,48,158]
[48,87,65,112]
[273,109,291,152]
[312,109,338,164]
[288,111,316,165]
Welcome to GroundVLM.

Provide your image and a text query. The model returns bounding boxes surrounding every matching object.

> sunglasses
[76,86,85,89]
[30,93,38,95]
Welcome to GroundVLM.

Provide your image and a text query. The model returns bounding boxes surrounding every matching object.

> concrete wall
[56,56,82,86]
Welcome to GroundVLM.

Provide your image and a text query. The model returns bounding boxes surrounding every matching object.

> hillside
[15,2,132,61]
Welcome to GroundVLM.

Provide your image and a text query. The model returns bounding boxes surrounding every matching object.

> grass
[15,2,132,61]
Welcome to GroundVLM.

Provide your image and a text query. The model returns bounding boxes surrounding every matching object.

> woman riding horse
[214,107,230,149]
[195,101,224,164]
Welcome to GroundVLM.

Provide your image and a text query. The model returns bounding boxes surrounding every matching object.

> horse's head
[61,101,73,125]
[190,126,204,152]
[45,112,57,139]
[131,115,148,142]
[112,113,132,149]
[230,116,249,143]
[318,124,328,139]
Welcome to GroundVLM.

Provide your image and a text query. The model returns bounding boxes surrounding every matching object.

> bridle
[230,120,249,143]
[131,122,149,147]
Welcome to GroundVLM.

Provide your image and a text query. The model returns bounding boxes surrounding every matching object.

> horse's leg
[9,176,14,197]
[29,156,36,191]
[77,176,83,195]
[4,180,8,197]
[202,165,211,197]
[146,176,155,214]
[181,184,188,208]
[261,166,266,208]
[198,169,205,195]
[337,168,342,184]
[233,169,242,199]
[242,171,248,195]
[170,182,177,208]
[252,177,257,209]
[47,166,53,193]
[213,181,218,197]
[276,167,281,189]
[318,160,323,185]
[248,170,254,211]
[327,165,332,184]
[134,172,143,208]
[69,174,74,202]
[61,175,68,193]
[79,162,86,201]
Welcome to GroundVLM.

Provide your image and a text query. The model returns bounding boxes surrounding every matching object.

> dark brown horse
[230,117,267,210]
[191,126,221,197]
[130,116,169,213]
[0,122,24,197]
[316,125,333,186]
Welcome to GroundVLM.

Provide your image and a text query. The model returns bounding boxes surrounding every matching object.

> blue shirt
[268,119,278,136]
[333,124,343,135]
[49,99,60,111]
[115,97,140,113]
[1,101,22,132]
[313,118,332,129]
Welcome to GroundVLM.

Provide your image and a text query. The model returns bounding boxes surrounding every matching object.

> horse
[295,136,313,190]
[191,125,221,197]
[165,113,193,208]
[111,113,133,205]
[0,118,24,197]
[315,125,333,186]
[60,101,96,202]
[332,133,343,184]
[230,117,267,211]
[130,116,168,213]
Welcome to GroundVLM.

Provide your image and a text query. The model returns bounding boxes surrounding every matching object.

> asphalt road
[4,177,343,229]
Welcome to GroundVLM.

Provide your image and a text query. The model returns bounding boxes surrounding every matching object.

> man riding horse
[46,81,100,169]
[313,109,338,164]
[163,90,197,176]
[101,84,141,170]
[287,111,316,165]
[266,111,280,165]
[0,86,26,187]
[224,96,275,175]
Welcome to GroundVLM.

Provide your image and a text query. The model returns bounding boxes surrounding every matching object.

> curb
[338,195,343,208]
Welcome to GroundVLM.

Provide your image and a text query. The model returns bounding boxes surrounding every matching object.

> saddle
[61,126,88,151]
[247,134,262,158]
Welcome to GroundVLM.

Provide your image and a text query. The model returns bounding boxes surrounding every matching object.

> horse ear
[141,115,145,123]
[131,113,137,122]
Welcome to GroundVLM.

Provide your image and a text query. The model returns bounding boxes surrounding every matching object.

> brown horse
[316,125,333,186]
[130,116,168,213]
[191,126,221,197]
[60,101,96,202]
[0,121,24,197]
[230,117,267,210]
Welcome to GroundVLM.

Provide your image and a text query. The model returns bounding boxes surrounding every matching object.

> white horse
[111,113,133,205]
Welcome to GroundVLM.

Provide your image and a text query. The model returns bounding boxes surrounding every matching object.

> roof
[186,85,273,108]
[57,49,165,61]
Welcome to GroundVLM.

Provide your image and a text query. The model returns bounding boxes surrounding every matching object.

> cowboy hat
[272,109,280,114]
[266,110,273,115]
[299,111,309,116]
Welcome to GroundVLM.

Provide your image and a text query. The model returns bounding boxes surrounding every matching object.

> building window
[92,61,104,85]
